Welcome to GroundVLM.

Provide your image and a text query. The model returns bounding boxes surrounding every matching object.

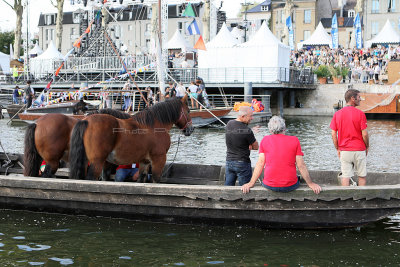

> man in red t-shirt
[330,89,369,186]
[241,116,321,194]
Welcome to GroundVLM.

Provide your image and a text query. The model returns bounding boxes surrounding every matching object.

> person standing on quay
[330,89,369,186]
[24,80,34,108]
[225,106,259,186]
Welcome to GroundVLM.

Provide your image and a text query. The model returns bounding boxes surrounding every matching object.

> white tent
[30,42,64,77]
[230,27,243,43]
[198,22,290,83]
[297,22,333,49]
[29,43,44,56]
[0,51,10,74]
[365,20,400,48]
[198,23,239,69]
[167,29,193,51]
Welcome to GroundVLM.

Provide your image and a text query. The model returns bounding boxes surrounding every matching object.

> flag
[398,16,400,31]
[194,36,206,50]
[64,48,74,61]
[331,14,338,49]
[354,13,363,49]
[286,16,294,50]
[9,43,13,60]
[187,19,201,35]
[182,3,195,17]
[55,62,64,76]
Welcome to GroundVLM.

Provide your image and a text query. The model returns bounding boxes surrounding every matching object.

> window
[348,10,355,17]
[128,40,133,46]
[304,30,311,40]
[388,0,396,12]
[281,10,285,23]
[128,24,133,31]
[46,29,49,41]
[178,22,183,33]
[261,5,269,11]
[119,13,124,20]
[371,21,379,36]
[372,0,380,13]
[129,11,133,20]
[304,10,311,24]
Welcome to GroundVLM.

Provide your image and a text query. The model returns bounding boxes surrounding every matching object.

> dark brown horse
[69,95,194,181]
[24,109,131,178]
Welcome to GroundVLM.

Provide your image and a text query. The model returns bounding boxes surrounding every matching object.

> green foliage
[341,66,350,78]
[237,2,260,17]
[0,31,14,55]
[313,65,330,78]
[328,65,350,78]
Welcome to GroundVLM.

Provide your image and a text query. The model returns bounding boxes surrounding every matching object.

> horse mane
[88,108,131,119]
[132,98,182,127]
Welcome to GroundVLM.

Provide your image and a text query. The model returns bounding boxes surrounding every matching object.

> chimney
[338,17,344,27]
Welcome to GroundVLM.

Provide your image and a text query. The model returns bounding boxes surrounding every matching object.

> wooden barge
[359,93,400,118]
[0,155,399,229]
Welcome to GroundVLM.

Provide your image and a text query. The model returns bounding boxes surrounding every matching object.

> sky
[0,0,243,34]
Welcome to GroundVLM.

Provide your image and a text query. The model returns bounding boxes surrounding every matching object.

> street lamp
[242,0,253,42]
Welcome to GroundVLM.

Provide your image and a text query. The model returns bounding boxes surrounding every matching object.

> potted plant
[314,65,330,84]
[329,65,342,84]
[341,66,350,83]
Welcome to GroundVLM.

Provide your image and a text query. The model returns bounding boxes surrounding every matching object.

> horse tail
[23,123,42,177]
[69,120,88,179]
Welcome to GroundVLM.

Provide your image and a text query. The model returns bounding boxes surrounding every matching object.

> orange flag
[85,21,94,34]
[55,62,64,76]
[73,37,82,48]
[194,35,206,51]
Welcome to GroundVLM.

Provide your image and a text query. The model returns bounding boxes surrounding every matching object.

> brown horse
[23,109,131,178]
[69,95,194,181]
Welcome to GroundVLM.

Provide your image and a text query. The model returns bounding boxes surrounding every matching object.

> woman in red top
[241,116,321,194]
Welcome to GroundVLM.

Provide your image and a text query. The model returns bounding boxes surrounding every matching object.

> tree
[50,0,65,51]
[0,31,15,55]
[1,0,24,59]
[237,2,259,18]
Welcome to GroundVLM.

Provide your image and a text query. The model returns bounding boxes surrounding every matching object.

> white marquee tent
[198,23,239,69]
[365,19,400,48]
[198,22,290,83]
[0,51,10,74]
[297,22,333,49]
[230,27,244,43]
[30,42,64,77]
[167,29,193,51]
[29,43,44,56]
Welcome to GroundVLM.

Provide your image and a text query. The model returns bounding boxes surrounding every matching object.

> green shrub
[313,65,330,78]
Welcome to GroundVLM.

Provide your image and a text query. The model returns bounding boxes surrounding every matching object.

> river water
[0,116,400,265]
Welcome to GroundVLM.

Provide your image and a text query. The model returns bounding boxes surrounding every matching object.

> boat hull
[0,163,399,228]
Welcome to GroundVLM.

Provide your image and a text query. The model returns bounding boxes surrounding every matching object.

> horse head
[176,94,194,136]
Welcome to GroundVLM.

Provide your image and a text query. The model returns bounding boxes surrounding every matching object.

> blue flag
[187,19,201,35]
[286,16,294,50]
[354,13,363,49]
[331,14,338,49]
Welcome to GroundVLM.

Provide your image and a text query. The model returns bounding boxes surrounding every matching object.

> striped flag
[187,19,200,35]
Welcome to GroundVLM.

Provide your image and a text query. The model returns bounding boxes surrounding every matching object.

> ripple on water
[12,236,25,240]
[28,262,45,266]
[17,244,51,251]
[49,257,74,265]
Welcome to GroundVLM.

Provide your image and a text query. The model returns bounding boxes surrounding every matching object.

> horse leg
[138,163,149,183]
[41,160,59,178]
[100,162,117,181]
[86,161,104,181]
[150,155,166,183]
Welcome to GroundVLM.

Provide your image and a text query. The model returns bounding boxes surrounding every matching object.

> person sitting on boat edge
[115,163,139,182]
[225,106,259,186]
[330,89,369,186]
[241,116,321,194]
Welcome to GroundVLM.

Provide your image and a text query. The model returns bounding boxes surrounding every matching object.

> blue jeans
[225,161,252,186]
[115,168,138,182]
[262,180,300,193]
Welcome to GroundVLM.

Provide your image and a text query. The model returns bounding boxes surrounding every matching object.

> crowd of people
[291,46,400,83]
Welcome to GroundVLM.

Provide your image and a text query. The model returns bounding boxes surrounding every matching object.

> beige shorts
[340,150,367,178]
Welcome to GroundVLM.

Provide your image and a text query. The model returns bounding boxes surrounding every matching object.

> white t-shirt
[188,84,197,94]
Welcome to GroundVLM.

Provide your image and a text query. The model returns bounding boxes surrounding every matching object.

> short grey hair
[268,116,286,134]
[238,106,252,117]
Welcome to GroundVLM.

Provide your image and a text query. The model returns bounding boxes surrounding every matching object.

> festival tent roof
[240,21,286,48]
[29,43,44,55]
[206,23,239,48]
[0,51,10,74]
[35,41,64,60]
[365,20,400,48]
[230,27,243,42]
[297,22,333,49]
[167,29,193,51]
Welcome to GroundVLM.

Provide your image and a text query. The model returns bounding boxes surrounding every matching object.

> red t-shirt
[116,163,139,170]
[330,106,367,151]
[259,134,304,187]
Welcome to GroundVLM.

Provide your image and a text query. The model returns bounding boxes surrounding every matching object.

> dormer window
[348,10,355,17]
[261,5,269,11]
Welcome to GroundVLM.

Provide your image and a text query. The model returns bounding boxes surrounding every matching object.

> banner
[354,13,363,49]
[187,19,201,35]
[286,16,294,50]
[182,3,196,17]
[331,14,338,49]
